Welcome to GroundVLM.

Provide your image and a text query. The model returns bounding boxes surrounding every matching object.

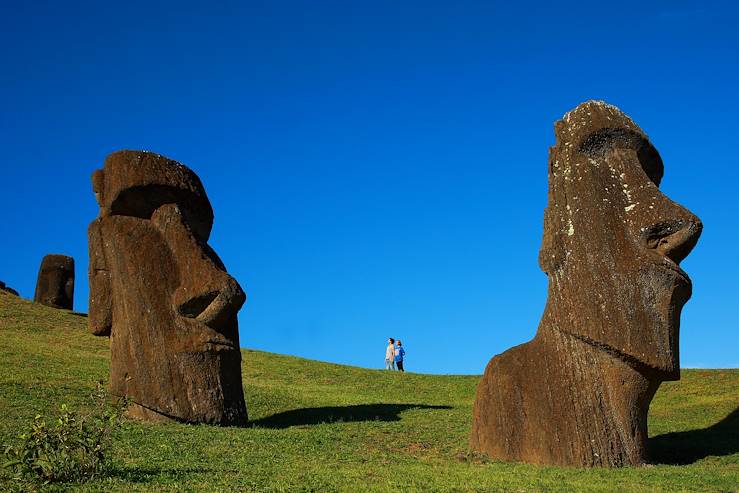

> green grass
[1,293,737,492]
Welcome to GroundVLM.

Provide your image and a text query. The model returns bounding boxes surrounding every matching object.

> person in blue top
[394,340,406,372]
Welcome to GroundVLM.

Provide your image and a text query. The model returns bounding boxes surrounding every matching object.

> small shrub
[3,382,125,484]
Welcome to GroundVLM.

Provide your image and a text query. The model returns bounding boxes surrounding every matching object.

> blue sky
[1,1,737,373]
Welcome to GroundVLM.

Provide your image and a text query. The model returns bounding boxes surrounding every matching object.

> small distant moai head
[88,150,247,425]
[539,101,702,378]
[34,254,74,309]
[0,280,19,296]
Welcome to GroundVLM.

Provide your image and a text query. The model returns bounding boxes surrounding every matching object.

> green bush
[2,382,125,484]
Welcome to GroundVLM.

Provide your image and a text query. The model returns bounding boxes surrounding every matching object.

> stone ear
[539,207,564,273]
[88,219,112,337]
[92,169,104,193]
[92,169,105,208]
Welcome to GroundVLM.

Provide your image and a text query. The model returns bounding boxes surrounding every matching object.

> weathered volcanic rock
[33,255,74,309]
[0,280,19,296]
[88,150,247,426]
[470,101,702,467]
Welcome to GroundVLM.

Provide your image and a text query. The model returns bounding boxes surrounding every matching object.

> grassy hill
[0,293,737,492]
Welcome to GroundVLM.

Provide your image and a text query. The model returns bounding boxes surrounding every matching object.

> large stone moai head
[470,101,703,467]
[540,101,702,379]
[88,150,247,425]
[34,254,74,309]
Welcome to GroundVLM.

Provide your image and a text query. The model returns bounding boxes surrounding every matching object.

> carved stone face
[88,151,247,425]
[539,102,702,379]
[34,254,75,310]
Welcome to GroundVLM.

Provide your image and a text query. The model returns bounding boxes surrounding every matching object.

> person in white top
[385,338,396,370]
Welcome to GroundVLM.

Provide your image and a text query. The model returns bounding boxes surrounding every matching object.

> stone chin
[606,262,692,379]
[645,262,692,380]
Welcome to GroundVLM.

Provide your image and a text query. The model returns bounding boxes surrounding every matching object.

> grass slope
[0,293,737,492]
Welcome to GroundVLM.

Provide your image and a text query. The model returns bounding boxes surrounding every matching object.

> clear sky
[1,1,737,374]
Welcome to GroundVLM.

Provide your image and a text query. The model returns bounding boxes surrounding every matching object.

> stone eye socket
[110,185,195,220]
[577,127,663,186]
[109,185,213,240]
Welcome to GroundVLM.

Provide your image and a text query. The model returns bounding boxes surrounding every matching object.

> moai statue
[34,254,74,309]
[0,280,19,296]
[470,101,702,467]
[88,150,248,425]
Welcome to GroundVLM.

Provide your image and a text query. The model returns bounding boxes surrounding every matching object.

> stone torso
[471,325,658,466]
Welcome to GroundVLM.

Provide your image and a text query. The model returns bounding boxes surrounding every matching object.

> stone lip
[33,254,74,310]
[471,101,702,467]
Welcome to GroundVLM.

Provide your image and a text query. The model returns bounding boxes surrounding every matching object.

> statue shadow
[649,407,739,465]
[250,403,452,429]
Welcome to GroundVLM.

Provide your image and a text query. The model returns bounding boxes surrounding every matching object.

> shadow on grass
[250,403,452,429]
[107,466,213,483]
[649,407,739,464]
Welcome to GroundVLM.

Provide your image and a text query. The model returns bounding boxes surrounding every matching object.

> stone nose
[177,276,245,332]
[151,203,246,333]
[642,216,702,265]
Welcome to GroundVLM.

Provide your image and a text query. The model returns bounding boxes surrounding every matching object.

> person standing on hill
[385,338,396,370]
[394,340,406,372]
